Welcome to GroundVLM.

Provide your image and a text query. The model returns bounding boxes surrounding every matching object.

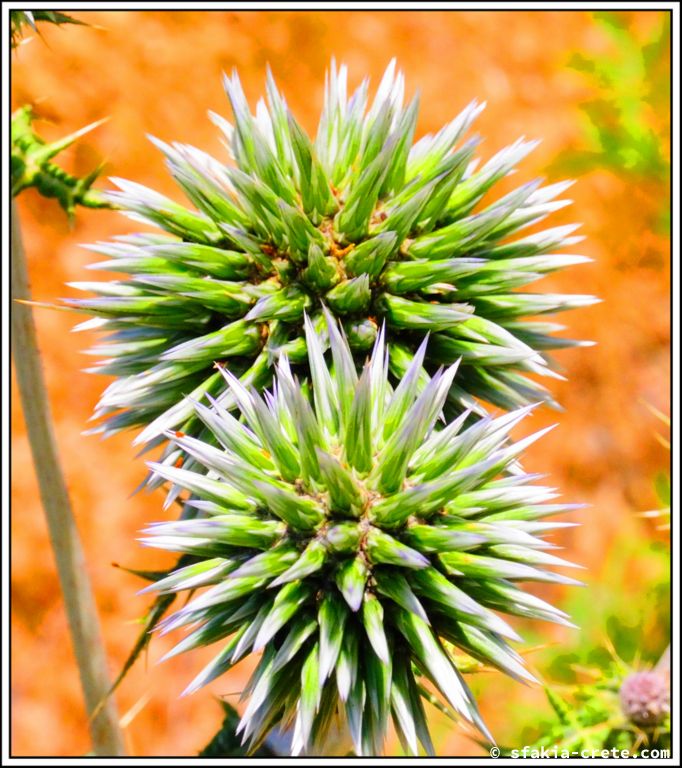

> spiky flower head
[68,60,596,468]
[619,671,670,727]
[140,314,582,756]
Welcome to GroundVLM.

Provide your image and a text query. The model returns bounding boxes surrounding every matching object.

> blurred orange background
[11,10,670,757]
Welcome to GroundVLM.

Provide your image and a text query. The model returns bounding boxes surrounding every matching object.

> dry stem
[11,199,126,756]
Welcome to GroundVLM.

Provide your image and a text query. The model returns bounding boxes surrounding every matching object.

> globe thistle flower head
[140,313,582,756]
[619,671,670,727]
[68,60,597,464]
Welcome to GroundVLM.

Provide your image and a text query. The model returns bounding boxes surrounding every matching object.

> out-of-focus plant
[509,643,670,756]
[556,11,670,184]
[548,534,669,682]
[502,436,671,759]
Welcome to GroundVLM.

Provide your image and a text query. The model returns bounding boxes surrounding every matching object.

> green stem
[11,199,126,756]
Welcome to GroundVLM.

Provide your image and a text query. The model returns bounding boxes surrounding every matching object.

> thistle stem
[11,199,126,756]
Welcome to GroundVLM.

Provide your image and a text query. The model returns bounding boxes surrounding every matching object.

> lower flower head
[140,312,582,755]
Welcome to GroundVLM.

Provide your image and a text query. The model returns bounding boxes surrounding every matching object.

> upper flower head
[67,60,596,474]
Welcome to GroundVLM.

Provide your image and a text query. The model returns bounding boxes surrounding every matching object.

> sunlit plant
[141,314,582,755]
[61,60,596,756]
[516,659,670,756]
[66,61,595,486]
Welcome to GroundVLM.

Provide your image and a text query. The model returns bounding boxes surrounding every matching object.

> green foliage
[140,314,582,756]
[11,105,109,221]
[549,539,669,682]
[498,518,670,757]
[556,12,670,183]
[510,662,670,756]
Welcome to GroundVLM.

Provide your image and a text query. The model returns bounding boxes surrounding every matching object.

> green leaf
[390,652,422,756]
[392,608,487,734]
[254,482,325,532]
[161,320,263,363]
[147,461,252,510]
[377,293,474,332]
[303,313,339,435]
[229,544,299,580]
[140,556,241,594]
[287,112,338,222]
[382,257,484,294]
[142,513,284,551]
[344,675,367,755]
[336,625,360,702]
[372,362,459,495]
[271,614,318,674]
[362,639,393,753]
[246,285,312,322]
[344,232,398,277]
[301,244,340,291]
[335,135,397,241]
[316,450,364,515]
[323,307,358,430]
[402,524,485,553]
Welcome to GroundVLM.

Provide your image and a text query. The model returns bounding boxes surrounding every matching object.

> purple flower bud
[620,671,670,726]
